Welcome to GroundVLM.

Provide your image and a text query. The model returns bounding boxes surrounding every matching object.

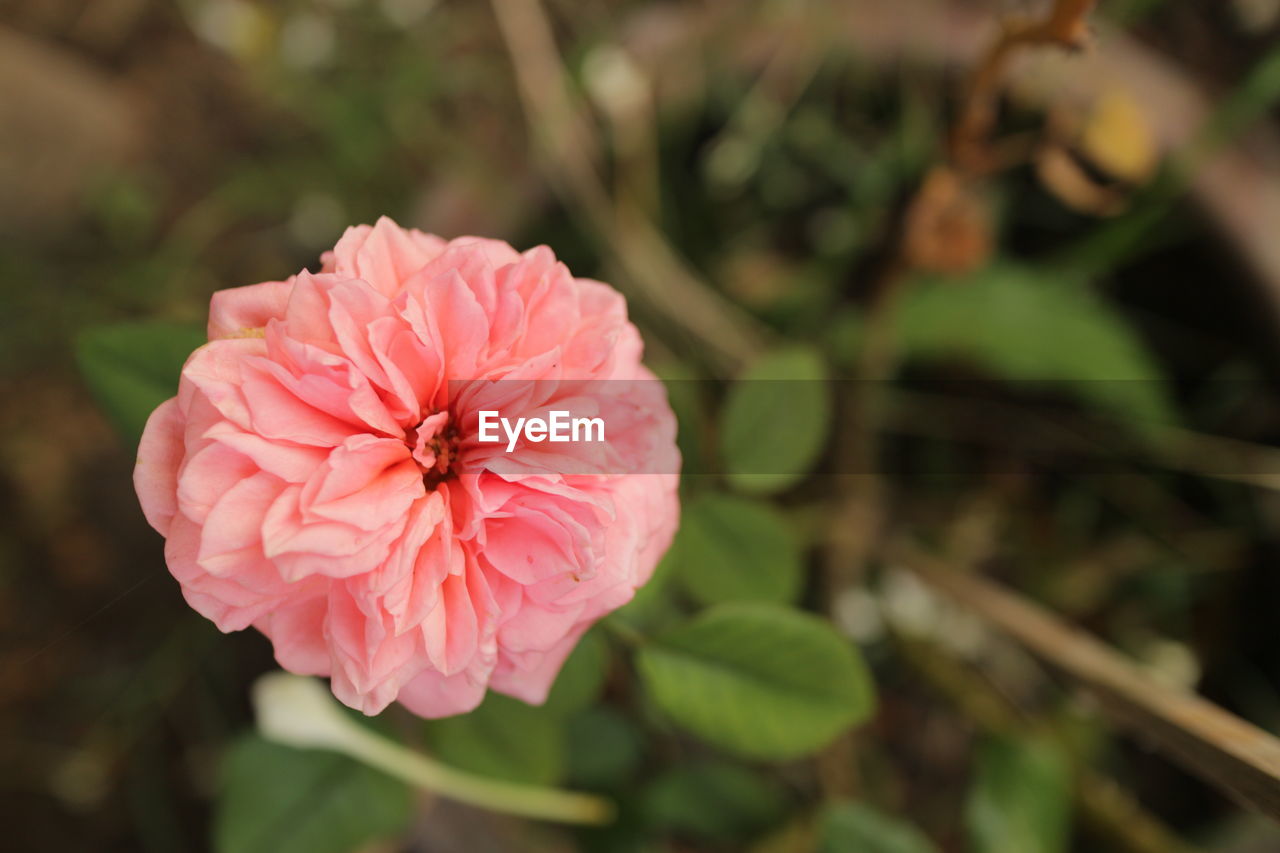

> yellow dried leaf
[1079,90,1158,185]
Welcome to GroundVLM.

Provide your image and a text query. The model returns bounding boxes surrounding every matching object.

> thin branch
[893,539,1280,823]
[489,0,769,370]
[824,0,1101,597]
[952,0,1097,172]
[894,633,1204,853]
[880,385,1280,492]
[819,0,1095,797]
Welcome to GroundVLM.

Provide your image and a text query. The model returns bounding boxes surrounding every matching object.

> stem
[252,673,614,825]
[889,507,1203,853]
[340,725,615,825]
[892,540,1280,823]
[816,0,1099,803]
[489,0,769,370]
[952,0,1097,173]
[894,632,1203,853]
[816,257,910,797]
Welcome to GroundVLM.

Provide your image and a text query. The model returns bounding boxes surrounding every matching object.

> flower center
[405,411,459,490]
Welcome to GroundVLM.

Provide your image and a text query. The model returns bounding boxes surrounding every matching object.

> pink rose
[134,217,679,717]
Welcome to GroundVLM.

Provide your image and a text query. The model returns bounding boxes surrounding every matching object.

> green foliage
[76,322,205,443]
[214,735,412,853]
[636,603,875,760]
[672,492,803,605]
[611,546,683,633]
[832,264,1172,428]
[423,693,567,785]
[642,760,788,843]
[721,346,832,494]
[900,266,1159,377]
[654,360,713,478]
[565,707,645,789]
[966,735,1072,853]
[1191,41,1280,170]
[818,802,940,853]
[541,629,609,716]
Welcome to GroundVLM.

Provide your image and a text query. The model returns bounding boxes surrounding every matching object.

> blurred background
[4,0,1280,850]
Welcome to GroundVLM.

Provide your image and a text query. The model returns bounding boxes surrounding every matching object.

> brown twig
[878,385,1280,492]
[894,633,1204,853]
[893,539,1280,823]
[818,0,1096,798]
[825,0,1101,584]
[951,0,1096,173]
[890,503,1204,853]
[489,0,769,370]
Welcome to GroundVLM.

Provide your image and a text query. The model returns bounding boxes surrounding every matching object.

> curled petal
[208,279,294,339]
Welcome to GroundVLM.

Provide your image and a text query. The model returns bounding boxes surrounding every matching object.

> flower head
[134,217,679,716]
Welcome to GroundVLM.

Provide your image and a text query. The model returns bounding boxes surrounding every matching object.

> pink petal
[134,398,184,535]
[208,279,294,339]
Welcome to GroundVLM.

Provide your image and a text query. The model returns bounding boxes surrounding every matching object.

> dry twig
[819,0,1098,797]
[951,0,1096,172]
[489,0,769,370]
[894,539,1280,823]
[895,633,1203,853]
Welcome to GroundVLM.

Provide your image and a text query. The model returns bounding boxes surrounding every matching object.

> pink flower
[134,217,680,717]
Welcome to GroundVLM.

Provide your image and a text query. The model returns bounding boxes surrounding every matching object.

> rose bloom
[134,218,679,717]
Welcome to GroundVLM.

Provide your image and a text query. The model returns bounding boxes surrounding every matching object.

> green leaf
[565,707,644,789]
[966,735,1072,853]
[642,760,787,842]
[674,493,803,605]
[818,802,939,853]
[611,545,682,633]
[637,603,874,760]
[653,360,713,479]
[214,735,412,853]
[423,693,566,785]
[893,264,1171,428]
[721,346,832,494]
[76,322,205,443]
[541,629,608,716]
